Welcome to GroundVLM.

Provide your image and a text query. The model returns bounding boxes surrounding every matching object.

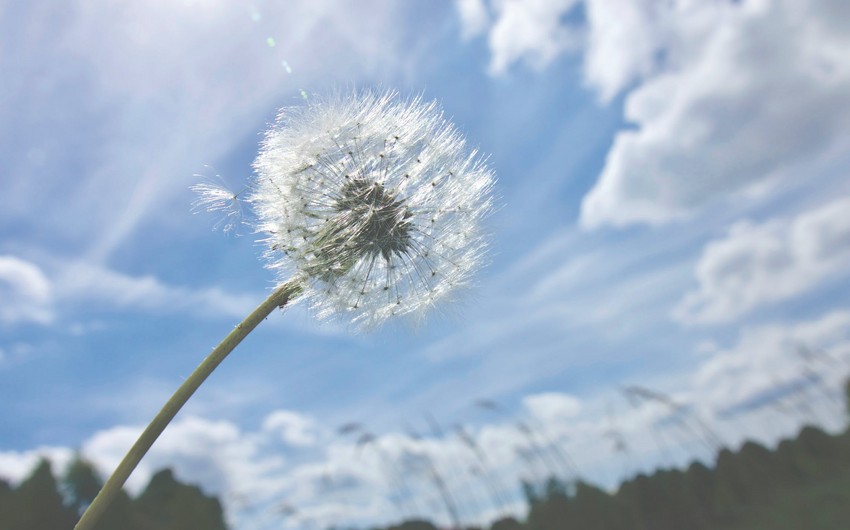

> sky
[2,0,850,528]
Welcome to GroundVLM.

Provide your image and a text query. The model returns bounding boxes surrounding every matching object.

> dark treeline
[0,458,227,530]
[517,424,850,530]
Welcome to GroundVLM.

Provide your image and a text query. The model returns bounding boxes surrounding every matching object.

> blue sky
[3,0,850,528]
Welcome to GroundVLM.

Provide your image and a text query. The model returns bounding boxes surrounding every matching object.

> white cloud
[674,196,850,324]
[81,416,287,503]
[691,310,850,419]
[581,0,666,102]
[581,0,850,227]
[458,0,850,227]
[523,392,582,424]
[262,410,318,447]
[55,261,258,319]
[485,0,583,75]
[0,447,74,485]
[0,255,53,325]
[0,252,264,328]
[455,0,491,40]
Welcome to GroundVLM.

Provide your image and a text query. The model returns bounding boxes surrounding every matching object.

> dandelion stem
[73,279,302,530]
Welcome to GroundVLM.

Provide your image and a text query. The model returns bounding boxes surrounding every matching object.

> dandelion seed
[251,90,494,328]
[190,182,245,235]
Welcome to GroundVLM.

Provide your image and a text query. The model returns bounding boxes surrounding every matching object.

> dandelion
[74,90,495,530]
[252,90,493,327]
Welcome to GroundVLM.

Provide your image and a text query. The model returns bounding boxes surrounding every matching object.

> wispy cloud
[2,1,442,266]
[55,260,259,319]
[0,252,260,327]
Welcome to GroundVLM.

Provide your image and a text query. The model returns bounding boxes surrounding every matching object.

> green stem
[74,280,302,530]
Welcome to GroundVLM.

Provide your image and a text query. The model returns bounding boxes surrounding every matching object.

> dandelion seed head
[251,90,494,328]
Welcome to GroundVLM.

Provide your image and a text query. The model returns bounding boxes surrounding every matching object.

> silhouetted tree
[713,448,750,514]
[63,456,139,530]
[796,426,849,472]
[684,461,717,518]
[133,468,227,530]
[8,458,76,530]
[0,478,14,530]
[525,487,570,530]
[64,456,102,512]
[571,480,633,530]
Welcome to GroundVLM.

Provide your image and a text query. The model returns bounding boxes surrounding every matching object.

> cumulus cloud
[0,255,53,325]
[674,196,850,324]
[580,0,850,226]
[483,0,583,75]
[580,0,666,102]
[262,410,318,447]
[81,416,287,504]
[458,0,850,227]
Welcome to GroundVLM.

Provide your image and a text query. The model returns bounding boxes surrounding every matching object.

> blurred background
[2,0,850,529]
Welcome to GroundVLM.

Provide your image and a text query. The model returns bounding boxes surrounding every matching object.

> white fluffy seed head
[251,90,495,329]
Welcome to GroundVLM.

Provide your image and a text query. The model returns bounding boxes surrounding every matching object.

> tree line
[0,457,227,530]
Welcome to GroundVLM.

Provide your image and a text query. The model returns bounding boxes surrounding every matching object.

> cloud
[55,260,258,319]
[523,392,582,424]
[580,0,665,102]
[0,251,263,328]
[0,447,74,485]
[0,255,53,325]
[580,0,850,227]
[458,1,850,228]
[457,0,665,94]
[455,0,491,40]
[674,195,850,324]
[484,0,583,75]
[691,310,850,419]
[262,410,319,447]
[81,416,287,502]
